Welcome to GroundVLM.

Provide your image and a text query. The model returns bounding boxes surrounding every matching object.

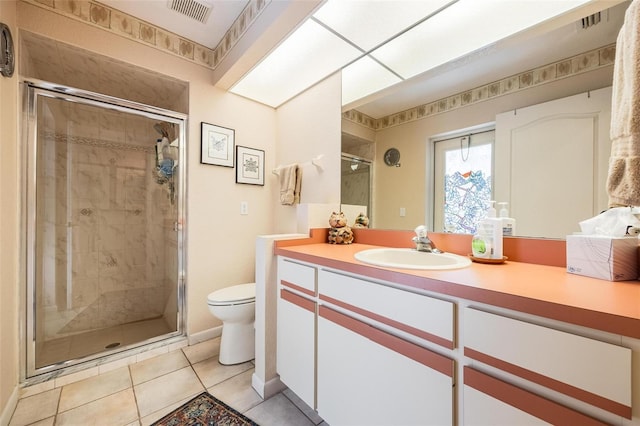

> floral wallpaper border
[344,43,616,131]
[22,0,270,70]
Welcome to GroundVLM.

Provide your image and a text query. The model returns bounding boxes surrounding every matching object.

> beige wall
[1,3,343,416]
[274,72,343,234]
[0,0,19,421]
[372,67,614,230]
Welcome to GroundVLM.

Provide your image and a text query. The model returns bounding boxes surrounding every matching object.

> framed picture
[201,122,234,167]
[236,146,265,186]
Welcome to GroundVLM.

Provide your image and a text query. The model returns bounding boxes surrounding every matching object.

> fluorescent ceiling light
[313,0,454,51]
[342,56,402,105]
[230,19,361,107]
[372,0,592,79]
[231,0,595,108]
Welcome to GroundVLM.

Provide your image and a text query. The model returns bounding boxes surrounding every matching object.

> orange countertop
[275,240,640,340]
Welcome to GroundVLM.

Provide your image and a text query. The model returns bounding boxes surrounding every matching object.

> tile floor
[10,338,326,426]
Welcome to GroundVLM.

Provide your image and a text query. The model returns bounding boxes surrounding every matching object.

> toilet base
[219,321,255,365]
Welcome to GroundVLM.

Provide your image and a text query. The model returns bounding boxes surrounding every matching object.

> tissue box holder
[566,235,638,281]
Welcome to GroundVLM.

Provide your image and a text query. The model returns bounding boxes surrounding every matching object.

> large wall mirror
[341,1,629,239]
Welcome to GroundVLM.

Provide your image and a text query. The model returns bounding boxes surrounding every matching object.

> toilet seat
[207,283,255,306]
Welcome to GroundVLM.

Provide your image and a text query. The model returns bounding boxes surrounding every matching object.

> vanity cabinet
[275,253,636,425]
[316,269,455,426]
[276,257,316,409]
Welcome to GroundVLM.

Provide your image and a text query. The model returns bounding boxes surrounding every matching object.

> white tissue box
[566,235,638,281]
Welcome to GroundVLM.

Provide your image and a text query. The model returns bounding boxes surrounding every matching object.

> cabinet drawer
[318,306,454,426]
[318,269,455,349]
[464,307,631,418]
[278,257,315,295]
[463,367,608,426]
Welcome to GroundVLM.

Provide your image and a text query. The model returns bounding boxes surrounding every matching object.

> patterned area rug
[152,392,259,426]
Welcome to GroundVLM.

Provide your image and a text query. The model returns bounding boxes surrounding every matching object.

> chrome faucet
[412,225,443,253]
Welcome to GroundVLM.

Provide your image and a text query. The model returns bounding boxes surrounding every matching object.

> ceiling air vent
[581,12,601,29]
[167,0,213,24]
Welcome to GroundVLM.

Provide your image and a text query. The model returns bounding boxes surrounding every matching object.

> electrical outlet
[240,201,249,215]
[399,207,406,217]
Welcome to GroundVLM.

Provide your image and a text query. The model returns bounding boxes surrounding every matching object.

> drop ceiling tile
[231,19,362,107]
[342,56,403,105]
[313,0,453,51]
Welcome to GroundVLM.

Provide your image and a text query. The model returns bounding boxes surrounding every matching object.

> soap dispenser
[472,201,503,259]
[498,202,516,236]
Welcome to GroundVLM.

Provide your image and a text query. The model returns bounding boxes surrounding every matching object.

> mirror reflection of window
[433,130,495,234]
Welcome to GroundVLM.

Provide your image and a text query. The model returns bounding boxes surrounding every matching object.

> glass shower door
[25,83,185,377]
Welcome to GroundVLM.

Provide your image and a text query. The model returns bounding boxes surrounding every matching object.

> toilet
[207,283,256,365]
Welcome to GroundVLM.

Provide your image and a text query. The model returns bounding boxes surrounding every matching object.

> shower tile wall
[36,98,177,350]
[341,160,371,211]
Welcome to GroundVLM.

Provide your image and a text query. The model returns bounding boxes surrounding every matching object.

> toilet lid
[207,283,256,305]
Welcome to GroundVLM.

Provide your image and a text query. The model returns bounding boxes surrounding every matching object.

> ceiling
[97,0,628,118]
[99,0,249,49]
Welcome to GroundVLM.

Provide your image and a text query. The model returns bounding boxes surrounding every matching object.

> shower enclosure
[23,81,186,379]
[341,154,372,223]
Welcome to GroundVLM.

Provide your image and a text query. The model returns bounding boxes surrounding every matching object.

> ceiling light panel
[371,0,592,79]
[313,0,455,51]
[230,19,362,107]
[342,56,402,106]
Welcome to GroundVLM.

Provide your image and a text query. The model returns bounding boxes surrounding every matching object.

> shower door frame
[21,79,188,382]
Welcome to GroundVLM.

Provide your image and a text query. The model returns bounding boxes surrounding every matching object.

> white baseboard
[251,372,286,400]
[0,385,19,426]
[188,326,222,346]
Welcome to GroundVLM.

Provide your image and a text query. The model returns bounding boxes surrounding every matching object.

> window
[433,130,494,234]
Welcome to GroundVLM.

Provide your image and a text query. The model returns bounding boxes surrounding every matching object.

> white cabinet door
[277,288,315,409]
[317,306,454,426]
[276,258,317,409]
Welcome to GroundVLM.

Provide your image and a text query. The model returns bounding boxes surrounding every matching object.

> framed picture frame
[236,146,265,186]
[201,122,234,167]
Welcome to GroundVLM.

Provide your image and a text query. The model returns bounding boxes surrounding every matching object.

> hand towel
[607,0,640,207]
[279,164,298,205]
[293,166,303,204]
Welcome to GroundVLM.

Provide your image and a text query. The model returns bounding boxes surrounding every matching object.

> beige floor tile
[9,388,60,426]
[130,350,189,385]
[245,393,316,426]
[134,366,204,417]
[56,388,138,426]
[207,369,263,413]
[19,380,54,399]
[27,417,55,426]
[192,355,253,388]
[58,366,132,412]
[54,365,100,388]
[283,388,324,425]
[181,338,220,364]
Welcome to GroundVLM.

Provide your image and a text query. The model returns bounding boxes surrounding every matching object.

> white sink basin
[354,248,471,270]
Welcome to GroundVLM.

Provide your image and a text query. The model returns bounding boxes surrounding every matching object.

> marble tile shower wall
[36,100,177,342]
[341,166,370,220]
